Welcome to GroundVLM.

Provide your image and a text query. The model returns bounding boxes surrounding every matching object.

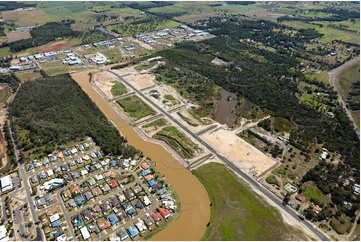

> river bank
[71,70,211,240]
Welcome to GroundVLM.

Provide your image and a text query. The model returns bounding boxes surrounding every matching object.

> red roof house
[71,184,81,194]
[99,220,111,230]
[110,180,119,189]
[140,162,149,170]
[157,207,171,219]
[295,194,306,203]
[144,174,155,181]
[150,212,163,222]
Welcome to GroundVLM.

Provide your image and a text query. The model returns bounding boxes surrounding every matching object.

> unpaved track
[328,57,360,135]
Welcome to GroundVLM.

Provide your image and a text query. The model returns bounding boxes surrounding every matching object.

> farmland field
[193,163,310,241]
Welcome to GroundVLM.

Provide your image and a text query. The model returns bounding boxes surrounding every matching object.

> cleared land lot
[202,129,277,175]
[116,95,156,121]
[123,73,157,90]
[93,71,125,99]
[193,163,309,241]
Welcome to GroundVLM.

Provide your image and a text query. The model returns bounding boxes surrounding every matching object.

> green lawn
[154,126,199,159]
[110,82,127,97]
[301,182,325,205]
[281,21,360,44]
[116,95,156,121]
[0,47,11,58]
[142,118,167,128]
[337,62,360,101]
[193,163,310,241]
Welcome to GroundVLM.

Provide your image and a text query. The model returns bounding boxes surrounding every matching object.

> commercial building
[0,175,13,192]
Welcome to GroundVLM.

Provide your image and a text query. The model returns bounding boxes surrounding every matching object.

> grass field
[301,182,325,205]
[116,95,156,121]
[154,126,199,159]
[0,84,11,106]
[142,118,167,128]
[281,21,360,44]
[14,71,43,82]
[110,82,127,97]
[0,47,11,58]
[270,117,294,133]
[193,163,309,240]
[336,62,360,102]
[336,62,360,131]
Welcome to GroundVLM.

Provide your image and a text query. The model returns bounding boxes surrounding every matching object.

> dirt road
[328,57,360,135]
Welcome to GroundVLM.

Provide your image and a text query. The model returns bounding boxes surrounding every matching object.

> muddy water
[71,71,210,241]
[215,89,238,124]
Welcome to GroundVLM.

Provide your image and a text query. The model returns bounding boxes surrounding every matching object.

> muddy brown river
[71,71,210,240]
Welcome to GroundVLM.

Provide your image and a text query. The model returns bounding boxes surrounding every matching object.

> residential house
[127,226,139,238]
[100,203,111,213]
[76,195,85,206]
[132,186,142,194]
[141,169,151,177]
[158,207,171,219]
[83,209,93,221]
[101,183,111,192]
[295,194,306,203]
[124,190,135,200]
[80,226,90,240]
[108,213,119,225]
[110,197,120,208]
[110,180,119,189]
[68,199,76,208]
[88,178,96,187]
[140,162,149,170]
[98,220,111,230]
[92,187,103,197]
[71,185,81,195]
[89,224,100,234]
[150,212,162,222]
[143,196,151,206]
[135,200,144,209]
[148,179,156,187]
[313,205,322,214]
[84,191,94,201]
[135,219,147,232]
[123,202,136,216]
[51,220,62,228]
[91,204,101,214]
[144,174,154,181]
[117,229,129,241]
[143,215,154,227]
[117,194,126,202]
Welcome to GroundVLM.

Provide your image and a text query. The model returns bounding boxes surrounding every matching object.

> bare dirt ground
[2,9,49,26]
[122,73,156,90]
[40,40,74,52]
[202,128,277,176]
[131,38,154,50]
[6,31,31,42]
[211,57,229,66]
[92,71,120,99]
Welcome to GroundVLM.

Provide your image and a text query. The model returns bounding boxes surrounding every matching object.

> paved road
[328,57,360,135]
[109,70,330,241]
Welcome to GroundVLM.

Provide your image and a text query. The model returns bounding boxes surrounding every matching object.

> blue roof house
[127,226,139,238]
[148,179,156,187]
[141,169,151,177]
[76,195,85,206]
[51,220,62,228]
[107,213,119,225]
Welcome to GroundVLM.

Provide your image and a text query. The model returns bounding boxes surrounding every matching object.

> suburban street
[109,69,330,241]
